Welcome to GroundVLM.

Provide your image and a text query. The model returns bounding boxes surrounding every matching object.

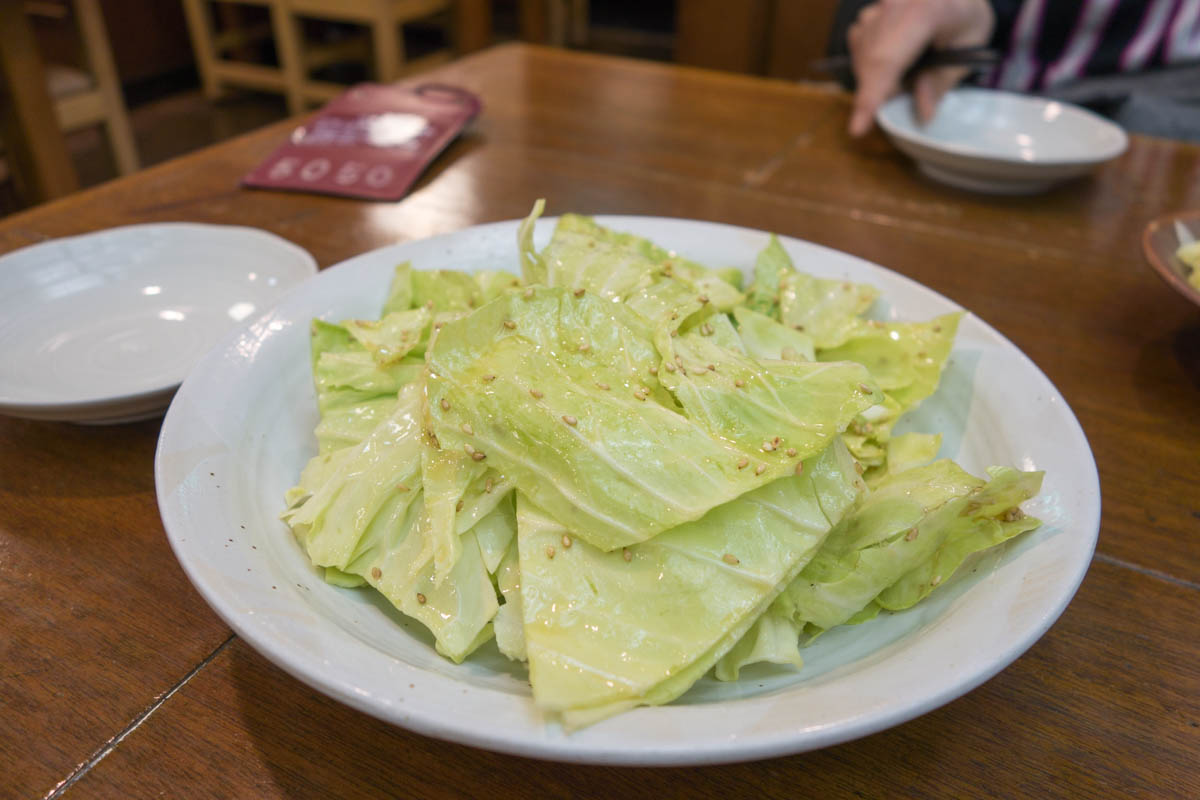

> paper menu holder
[242,83,482,201]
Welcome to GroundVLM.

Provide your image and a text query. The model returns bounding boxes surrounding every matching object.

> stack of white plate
[0,223,316,424]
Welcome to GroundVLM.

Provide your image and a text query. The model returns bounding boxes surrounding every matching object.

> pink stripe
[1166,0,1200,61]
[1042,0,1121,87]
[996,0,1048,91]
[1121,0,1179,71]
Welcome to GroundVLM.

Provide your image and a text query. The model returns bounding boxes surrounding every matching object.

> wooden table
[2,44,1197,798]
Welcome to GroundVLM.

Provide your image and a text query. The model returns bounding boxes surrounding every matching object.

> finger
[848,55,907,136]
[912,66,969,124]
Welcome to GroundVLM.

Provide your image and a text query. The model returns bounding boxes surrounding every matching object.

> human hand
[847,0,995,136]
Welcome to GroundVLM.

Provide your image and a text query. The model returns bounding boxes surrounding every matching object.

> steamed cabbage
[281,203,1043,726]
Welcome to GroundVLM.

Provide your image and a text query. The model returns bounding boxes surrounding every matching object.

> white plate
[877,88,1128,194]
[155,217,1099,765]
[0,223,317,423]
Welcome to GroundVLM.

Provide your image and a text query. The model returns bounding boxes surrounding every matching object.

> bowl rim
[1142,210,1200,308]
[876,88,1129,168]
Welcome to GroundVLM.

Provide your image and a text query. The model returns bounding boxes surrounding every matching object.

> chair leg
[270,1,306,115]
[180,0,223,100]
[371,15,403,83]
[74,0,139,173]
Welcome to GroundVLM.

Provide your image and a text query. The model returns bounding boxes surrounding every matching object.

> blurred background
[0,0,840,215]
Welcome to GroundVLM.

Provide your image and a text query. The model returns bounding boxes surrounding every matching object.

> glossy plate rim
[155,216,1100,765]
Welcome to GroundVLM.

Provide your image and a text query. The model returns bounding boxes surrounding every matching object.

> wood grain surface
[1,44,1196,799]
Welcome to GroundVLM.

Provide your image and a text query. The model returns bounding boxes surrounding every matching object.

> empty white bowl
[0,223,317,424]
[877,88,1128,194]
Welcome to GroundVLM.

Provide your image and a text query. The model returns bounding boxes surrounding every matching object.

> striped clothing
[989,0,1200,90]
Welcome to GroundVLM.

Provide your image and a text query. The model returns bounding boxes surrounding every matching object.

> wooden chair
[181,0,306,113]
[182,0,465,114]
[283,0,455,107]
[52,0,139,175]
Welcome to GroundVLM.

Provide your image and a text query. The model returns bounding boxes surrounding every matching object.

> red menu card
[242,83,482,201]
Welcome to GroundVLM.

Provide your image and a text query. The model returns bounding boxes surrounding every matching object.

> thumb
[913,66,968,125]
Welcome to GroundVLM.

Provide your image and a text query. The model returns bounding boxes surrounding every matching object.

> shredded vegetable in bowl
[280,201,1043,729]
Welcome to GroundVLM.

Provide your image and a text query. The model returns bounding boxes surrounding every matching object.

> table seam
[42,634,237,800]
[1092,552,1200,592]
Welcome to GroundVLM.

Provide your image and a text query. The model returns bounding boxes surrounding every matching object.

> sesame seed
[707,364,716,371]
[546,545,556,559]
[461,423,474,435]
[573,288,585,298]
[762,441,776,452]
[649,366,658,375]
[530,388,543,399]
[692,365,706,374]
[698,295,709,304]
[675,356,684,366]
[670,330,678,337]
[794,462,804,475]
[371,567,382,579]
[417,592,427,604]
[485,478,494,493]
[734,378,745,387]
[562,414,578,426]
[793,324,805,331]
[918,351,928,359]
[562,534,573,548]
[596,382,610,390]
[737,457,749,469]
[633,391,646,401]
[905,528,919,541]
[434,322,444,330]
[931,574,942,586]
[722,553,740,565]
[859,383,872,393]
[785,448,797,457]
[842,282,852,291]
[456,499,464,512]
[579,342,591,352]
[664,362,676,372]
[754,463,767,475]
[463,443,476,456]
[523,288,534,299]
[471,451,486,461]
[482,373,496,382]
[397,484,410,492]
[854,461,864,475]
[440,398,451,411]
[623,548,633,562]
[933,325,942,333]
[503,319,516,330]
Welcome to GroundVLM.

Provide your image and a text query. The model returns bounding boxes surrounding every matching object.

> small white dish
[156,216,1100,765]
[0,223,317,423]
[877,88,1128,194]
